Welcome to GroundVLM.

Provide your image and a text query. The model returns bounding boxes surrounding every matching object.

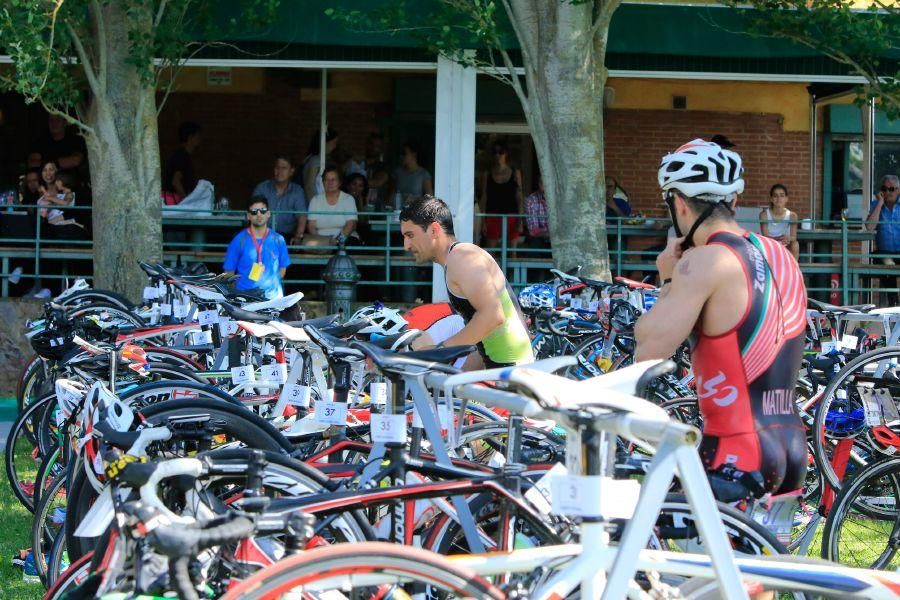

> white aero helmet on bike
[518,284,555,310]
[349,304,408,336]
[658,138,745,247]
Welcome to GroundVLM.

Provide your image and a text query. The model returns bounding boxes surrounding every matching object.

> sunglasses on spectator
[248,208,269,215]
[882,186,897,192]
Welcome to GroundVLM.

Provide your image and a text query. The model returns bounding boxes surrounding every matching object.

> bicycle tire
[67,301,145,328]
[16,353,49,414]
[812,345,900,492]
[4,391,58,512]
[821,456,900,570]
[59,289,136,312]
[32,471,68,586]
[455,420,565,465]
[42,551,94,600]
[65,408,293,562]
[219,542,504,600]
[46,526,68,589]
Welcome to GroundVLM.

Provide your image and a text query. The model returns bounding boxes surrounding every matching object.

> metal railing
[0,203,894,305]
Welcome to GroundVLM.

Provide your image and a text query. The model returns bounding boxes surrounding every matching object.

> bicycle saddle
[320,319,370,339]
[807,298,875,314]
[285,314,340,329]
[94,421,143,452]
[220,302,270,323]
[367,329,423,351]
[350,341,471,375]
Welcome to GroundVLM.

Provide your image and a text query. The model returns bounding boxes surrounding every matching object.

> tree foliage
[0,0,280,127]
[721,1,900,117]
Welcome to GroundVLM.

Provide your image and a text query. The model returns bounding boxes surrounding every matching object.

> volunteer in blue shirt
[223,196,290,299]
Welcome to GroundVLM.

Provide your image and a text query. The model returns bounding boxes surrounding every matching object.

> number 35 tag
[370,413,406,443]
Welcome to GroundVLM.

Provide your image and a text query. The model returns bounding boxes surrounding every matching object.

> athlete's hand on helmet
[656,236,686,281]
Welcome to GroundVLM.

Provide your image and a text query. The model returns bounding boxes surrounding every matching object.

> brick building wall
[604,109,822,221]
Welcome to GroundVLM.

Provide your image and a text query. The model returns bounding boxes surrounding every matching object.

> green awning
[196,1,896,76]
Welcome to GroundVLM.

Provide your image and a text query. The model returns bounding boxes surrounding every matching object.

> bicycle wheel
[60,288,136,312]
[16,354,51,414]
[4,392,58,512]
[812,346,900,492]
[32,472,68,585]
[647,494,805,600]
[219,542,504,600]
[455,421,565,465]
[46,526,69,589]
[660,397,702,428]
[42,551,94,600]
[821,456,900,570]
[67,301,145,327]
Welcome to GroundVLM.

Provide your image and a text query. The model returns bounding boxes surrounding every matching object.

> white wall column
[432,54,476,301]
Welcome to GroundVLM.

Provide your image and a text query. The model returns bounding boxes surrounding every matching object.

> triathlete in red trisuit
[635,139,808,501]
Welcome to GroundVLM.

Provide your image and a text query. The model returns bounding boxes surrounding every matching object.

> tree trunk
[509,1,612,281]
[81,5,162,302]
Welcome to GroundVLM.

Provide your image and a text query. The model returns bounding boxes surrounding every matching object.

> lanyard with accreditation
[248,227,268,282]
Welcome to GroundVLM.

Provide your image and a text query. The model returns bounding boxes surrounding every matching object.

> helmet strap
[665,191,734,250]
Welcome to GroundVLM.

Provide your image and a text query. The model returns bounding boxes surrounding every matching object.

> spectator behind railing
[300,128,339,201]
[303,165,358,248]
[252,155,307,245]
[604,175,632,221]
[480,139,523,249]
[37,161,86,239]
[523,174,549,249]
[865,174,900,305]
[162,121,201,205]
[21,169,42,204]
[392,139,433,208]
[759,183,799,260]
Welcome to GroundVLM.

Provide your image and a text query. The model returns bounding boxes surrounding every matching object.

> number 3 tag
[315,401,347,426]
[280,384,311,408]
[370,413,406,443]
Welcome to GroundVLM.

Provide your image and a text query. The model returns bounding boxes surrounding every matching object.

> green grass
[0,437,45,600]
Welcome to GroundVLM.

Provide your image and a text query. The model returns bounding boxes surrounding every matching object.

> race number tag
[173,301,189,319]
[261,363,288,384]
[230,365,254,385]
[218,319,239,337]
[370,382,388,406]
[438,402,451,434]
[565,429,582,473]
[588,300,600,313]
[858,386,883,427]
[190,330,213,345]
[315,401,347,426]
[524,463,567,516]
[550,475,603,518]
[157,281,167,296]
[876,388,900,423]
[198,310,218,326]
[750,490,801,547]
[370,413,406,443]
[840,334,859,350]
[818,341,838,356]
[280,384,311,408]
[159,303,173,316]
[570,297,584,310]
[143,286,159,301]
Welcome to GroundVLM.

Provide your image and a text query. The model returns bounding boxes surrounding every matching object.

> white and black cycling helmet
[658,139,744,200]
[659,139,745,247]
[349,304,408,336]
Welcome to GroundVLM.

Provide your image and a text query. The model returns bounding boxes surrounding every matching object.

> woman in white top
[759,183,799,260]
[304,166,358,246]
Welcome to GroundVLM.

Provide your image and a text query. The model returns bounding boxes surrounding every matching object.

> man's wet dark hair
[399,195,455,236]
